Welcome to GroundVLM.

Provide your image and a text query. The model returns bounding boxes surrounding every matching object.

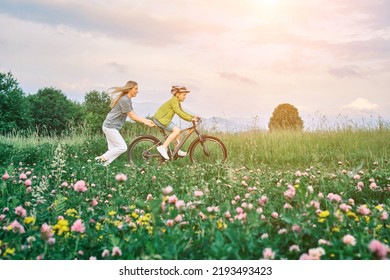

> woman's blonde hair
[108,80,138,108]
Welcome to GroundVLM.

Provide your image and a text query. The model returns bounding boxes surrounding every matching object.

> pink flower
[2,172,10,180]
[194,190,204,197]
[174,214,183,223]
[165,219,174,227]
[357,205,371,215]
[40,223,54,240]
[168,195,178,204]
[151,175,156,181]
[292,224,301,233]
[146,194,153,201]
[289,245,300,252]
[71,219,86,233]
[90,198,98,207]
[368,240,389,259]
[24,179,32,187]
[339,203,352,212]
[9,220,25,234]
[102,249,110,258]
[112,246,122,256]
[115,173,127,182]
[380,211,388,220]
[284,185,296,200]
[175,200,186,210]
[15,206,27,217]
[163,186,173,195]
[342,234,356,246]
[19,173,27,180]
[327,193,342,203]
[271,212,279,219]
[262,248,275,260]
[73,180,88,192]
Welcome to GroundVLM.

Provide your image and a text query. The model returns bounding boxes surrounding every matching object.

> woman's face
[128,85,138,97]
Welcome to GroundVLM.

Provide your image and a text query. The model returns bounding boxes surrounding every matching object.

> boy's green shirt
[153,96,194,126]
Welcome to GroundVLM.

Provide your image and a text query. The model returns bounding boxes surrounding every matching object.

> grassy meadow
[0,124,389,260]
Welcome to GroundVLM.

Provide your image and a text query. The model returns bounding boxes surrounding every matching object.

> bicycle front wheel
[128,135,161,166]
[189,136,227,164]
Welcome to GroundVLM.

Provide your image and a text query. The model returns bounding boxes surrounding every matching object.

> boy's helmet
[171,85,190,95]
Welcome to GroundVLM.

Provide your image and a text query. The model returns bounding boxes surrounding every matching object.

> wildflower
[368,240,389,259]
[289,245,300,252]
[175,200,186,210]
[19,173,27,180]
[318,239,332,246]
[217,219,227,230]
[2,172,10,180]
[24,216,36,225]
[40,223,54,240]
[292,224,301,233]
[327,193,342,203]
[112,246,122,256]
[261,233,269,239]
[194,190,204,197]
[284,184,296,200]
[102,249,110,258]
[318,210,330,218]
[14,206,27,217]
[342,234,356,246]
[73,180,88,192]
[262,248,275,260]
[339,203,352,212]
[165,219,174,227]
[115,173,128,182]
[278,228,287,234]
[271,212,279,219]
[24,179,32,187]
[380,211,388,221]
[71,219,86,233]
[3,247,15,257]
[52,219,70,235]
[163,186,173,195]
[357,205,371,215]
[146,194,153,201]
[108,211,116,217]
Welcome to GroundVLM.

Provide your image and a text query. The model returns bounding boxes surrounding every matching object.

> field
[0,125,389,260]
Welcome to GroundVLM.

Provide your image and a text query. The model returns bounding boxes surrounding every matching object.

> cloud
[342,98,379,111]
[328,65,363,79]
[218,72,257,85]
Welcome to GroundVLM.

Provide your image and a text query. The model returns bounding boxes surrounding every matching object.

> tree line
[1,71,304,135]
[0,71,111,135]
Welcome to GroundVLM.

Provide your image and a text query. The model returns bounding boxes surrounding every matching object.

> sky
[1,0,390,129]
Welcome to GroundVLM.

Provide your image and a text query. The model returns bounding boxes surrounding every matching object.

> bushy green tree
[27,87,82,135]
[268,103,304,131]
[0,72,30,133]
[82,90,111,133]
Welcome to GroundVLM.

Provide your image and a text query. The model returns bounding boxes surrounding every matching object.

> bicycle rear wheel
[189,136,227,164]
[128,135,161,166]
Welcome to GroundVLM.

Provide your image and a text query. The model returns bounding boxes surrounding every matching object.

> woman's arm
[127,111,155,127]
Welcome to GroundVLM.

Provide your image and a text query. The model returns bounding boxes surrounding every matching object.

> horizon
[1,0,389,124]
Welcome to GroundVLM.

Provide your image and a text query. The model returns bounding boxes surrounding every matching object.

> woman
[96,80,155,166]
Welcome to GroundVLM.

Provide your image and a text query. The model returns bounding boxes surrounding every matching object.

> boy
[153,86,198,160]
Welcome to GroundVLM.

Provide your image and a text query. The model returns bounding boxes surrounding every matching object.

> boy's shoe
[157,146,170,160]
[177,150,187,157]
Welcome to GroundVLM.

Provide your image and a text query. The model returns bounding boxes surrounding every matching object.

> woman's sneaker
[157,146,170,160]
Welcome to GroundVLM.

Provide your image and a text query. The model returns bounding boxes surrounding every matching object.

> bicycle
[127,118,227,166]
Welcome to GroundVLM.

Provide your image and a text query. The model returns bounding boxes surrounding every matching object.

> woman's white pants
[101,126,127,165]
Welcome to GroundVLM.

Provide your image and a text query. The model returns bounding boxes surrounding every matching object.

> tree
[0,72,30,133]
[82,90,111,133]
[268,103,304,131]
[27,87,82,135]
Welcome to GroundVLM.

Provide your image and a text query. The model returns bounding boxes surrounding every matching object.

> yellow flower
[346,211,359,222]
[131,212,139,219]
[3,247,15,257]
[330,253,335,258]
[318,218,326,223]
[375,224,383,231]
[53,219,70,236]
[217,219,227,230]
[65,208,79,218]
[24,216,36,225]
[318,210,330,218]
[294,184,299,189]
[364,216,370,223]
[375,205,384,211]
[95,222,101,230]
[108,211,116,217]
[331,226,340,232]
[129,205,136,210]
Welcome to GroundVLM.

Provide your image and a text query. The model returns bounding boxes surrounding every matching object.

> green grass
[0,125,389,260]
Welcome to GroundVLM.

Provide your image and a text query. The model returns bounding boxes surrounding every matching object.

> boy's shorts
[153,118,177,132]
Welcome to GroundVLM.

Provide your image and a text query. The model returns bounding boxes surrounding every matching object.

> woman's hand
[144,119,156,127]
